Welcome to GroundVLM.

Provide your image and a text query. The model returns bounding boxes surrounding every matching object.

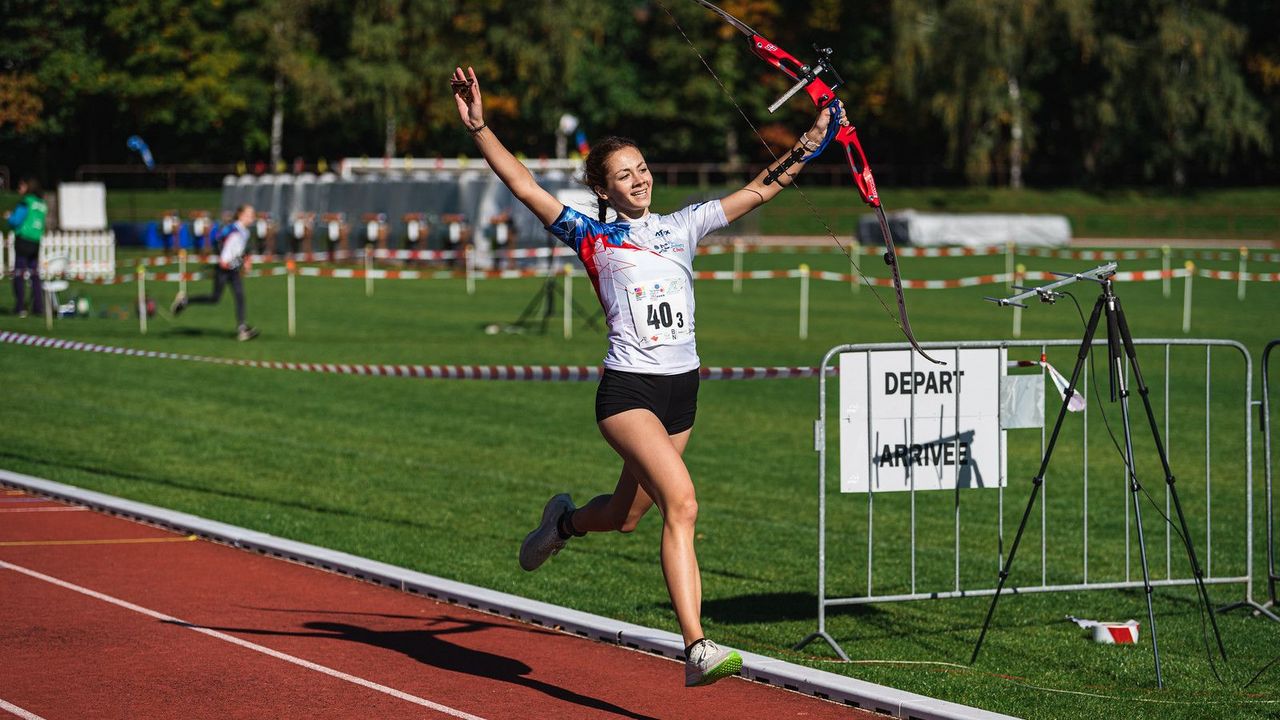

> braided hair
[581,136,640,222]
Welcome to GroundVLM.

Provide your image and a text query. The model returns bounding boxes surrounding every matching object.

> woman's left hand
[451,66,485,131]
[803,105,848,147]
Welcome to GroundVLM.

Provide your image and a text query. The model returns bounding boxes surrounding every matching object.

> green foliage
[1077,0,1269,187]
[2,0,1277,187]
[100,1,252,137]
[234,0,346,151]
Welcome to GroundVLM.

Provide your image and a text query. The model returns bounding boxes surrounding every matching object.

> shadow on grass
[161,326,231,338]
[169,615,659,720]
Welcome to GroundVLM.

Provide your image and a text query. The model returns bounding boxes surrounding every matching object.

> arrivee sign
[839,348,1005,493]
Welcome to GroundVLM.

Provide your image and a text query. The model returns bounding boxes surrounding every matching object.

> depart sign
[839,349,1005,493]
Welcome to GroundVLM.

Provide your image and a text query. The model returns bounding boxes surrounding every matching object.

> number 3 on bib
[628,276,693,348]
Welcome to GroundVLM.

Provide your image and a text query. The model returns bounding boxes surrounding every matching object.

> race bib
[627,275,692,347]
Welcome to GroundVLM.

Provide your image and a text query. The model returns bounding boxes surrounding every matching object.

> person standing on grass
[6,177,48,317]
[171,204,259,341]
[452,65,844,687]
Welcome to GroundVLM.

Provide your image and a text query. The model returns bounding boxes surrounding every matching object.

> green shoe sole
[690,651,743,687]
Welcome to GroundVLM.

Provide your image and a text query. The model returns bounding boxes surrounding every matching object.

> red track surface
[0,491,875,719]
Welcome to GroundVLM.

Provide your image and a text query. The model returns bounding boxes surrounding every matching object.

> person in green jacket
[6,177,48,317]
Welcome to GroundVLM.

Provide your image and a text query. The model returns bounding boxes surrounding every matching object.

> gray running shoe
[519,493,574,571]
[237,324,260,341]
[685,639,742,687]
[170,292,188,316]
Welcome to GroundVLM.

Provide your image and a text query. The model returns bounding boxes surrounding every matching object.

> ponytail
[596,197,609,222]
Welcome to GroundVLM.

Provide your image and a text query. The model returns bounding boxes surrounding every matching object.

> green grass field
[4,185,1279,239]
[2,246,1279,718]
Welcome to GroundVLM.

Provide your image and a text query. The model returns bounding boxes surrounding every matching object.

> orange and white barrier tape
[1182,249,1280,263]
[1196,268,1280,282]
[1020,248,1163,261]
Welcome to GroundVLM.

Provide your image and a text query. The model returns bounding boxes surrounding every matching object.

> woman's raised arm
[452,66,563,226]
[718,107,844,224]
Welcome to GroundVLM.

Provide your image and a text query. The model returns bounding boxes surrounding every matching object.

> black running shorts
[595,368,701,435]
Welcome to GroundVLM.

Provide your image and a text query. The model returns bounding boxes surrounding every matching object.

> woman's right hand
[451,66,484,131]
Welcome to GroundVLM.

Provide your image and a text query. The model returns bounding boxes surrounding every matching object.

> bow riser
[745,35,840,108]
[835,125,882,208]
[743,35,882,209]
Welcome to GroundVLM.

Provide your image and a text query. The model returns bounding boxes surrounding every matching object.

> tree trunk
[384,91,396,159]
[270,72,284,169]
[1008,75,1024,190]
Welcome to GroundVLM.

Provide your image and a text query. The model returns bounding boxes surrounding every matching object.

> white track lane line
[0,699,47,720]
[0,560,487,720]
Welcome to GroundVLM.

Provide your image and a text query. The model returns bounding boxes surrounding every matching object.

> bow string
[657,0,944,365]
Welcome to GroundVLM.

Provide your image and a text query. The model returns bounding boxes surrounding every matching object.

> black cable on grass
[1244,653,1280,689]
[1063,291,1227,686]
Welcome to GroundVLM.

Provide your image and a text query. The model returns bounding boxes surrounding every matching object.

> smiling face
[594,146,652,220]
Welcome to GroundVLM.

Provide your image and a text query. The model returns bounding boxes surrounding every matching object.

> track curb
[0,468,1018,720]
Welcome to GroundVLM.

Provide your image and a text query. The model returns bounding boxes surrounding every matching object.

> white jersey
[219,222,249,269]
[546,201,728,374]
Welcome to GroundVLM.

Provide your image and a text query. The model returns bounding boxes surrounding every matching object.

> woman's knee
[663,494,699,529]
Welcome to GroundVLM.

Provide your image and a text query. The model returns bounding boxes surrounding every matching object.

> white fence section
[800,339,1261,659]
[4,231,115,280]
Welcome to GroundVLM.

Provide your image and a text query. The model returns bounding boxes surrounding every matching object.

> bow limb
[873,205,945,365]
[837,123,945,365]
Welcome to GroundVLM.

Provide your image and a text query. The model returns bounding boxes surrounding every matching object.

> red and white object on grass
[1067,615,1140,644]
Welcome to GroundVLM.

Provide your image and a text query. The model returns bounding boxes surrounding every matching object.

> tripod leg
[542,275,557,334]
[510,274,559,333]
[973,293,1107,664]
[1115,299,1229,659]
[1120,388,1165,688]
[971,473,1045,664]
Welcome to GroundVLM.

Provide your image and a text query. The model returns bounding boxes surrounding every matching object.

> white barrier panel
[4,231,115,280]
[57,182,108,231]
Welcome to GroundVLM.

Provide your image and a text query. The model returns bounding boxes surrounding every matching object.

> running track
[0,490,877,719]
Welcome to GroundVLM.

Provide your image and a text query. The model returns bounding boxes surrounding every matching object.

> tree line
[1,0,1276,189]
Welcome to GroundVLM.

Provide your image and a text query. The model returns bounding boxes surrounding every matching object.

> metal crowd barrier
[800,339,1267,660]
[1263,340,1279,616]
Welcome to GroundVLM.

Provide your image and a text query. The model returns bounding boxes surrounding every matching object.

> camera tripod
[508,241,601,334]
[973,264,1227,688]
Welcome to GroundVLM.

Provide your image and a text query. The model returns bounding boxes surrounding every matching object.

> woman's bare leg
[571,429,691,534]
[597,409,703,645]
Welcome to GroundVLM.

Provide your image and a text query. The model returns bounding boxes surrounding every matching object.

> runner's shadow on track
[232,607,561,637]
[170,617,659,720]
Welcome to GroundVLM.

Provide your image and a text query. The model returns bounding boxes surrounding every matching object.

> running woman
[171,204,259,341]
[452,65,841,688]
